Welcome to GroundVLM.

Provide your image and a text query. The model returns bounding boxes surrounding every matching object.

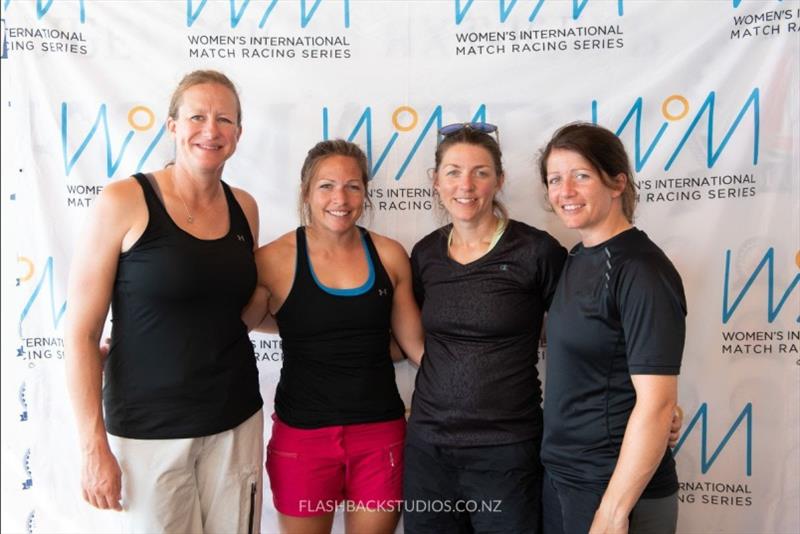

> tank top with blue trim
[274,226,404,428]
[104,172,262,439]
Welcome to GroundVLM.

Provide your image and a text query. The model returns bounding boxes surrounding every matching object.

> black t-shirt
[542,227,686,497]
[408,220,567,447]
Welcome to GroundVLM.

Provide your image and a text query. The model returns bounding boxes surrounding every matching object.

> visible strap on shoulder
[131,172,161,211]
[359,227,388,289]
[221,181,253,245]
[360,227,379,262]
[295,227,310,279]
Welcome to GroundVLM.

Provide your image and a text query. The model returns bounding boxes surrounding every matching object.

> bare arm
[246,243,283,334]
[374,235,424,365]
[232,187,271,332]
[589,374,678,534]
[64,180,139,511]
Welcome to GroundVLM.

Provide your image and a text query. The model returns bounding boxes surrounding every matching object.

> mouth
[326,209,351,217]
[454,198,477,205]
[195,143,223,151]
[560,203,585,213]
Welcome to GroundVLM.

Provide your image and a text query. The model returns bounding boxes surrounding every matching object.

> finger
[87,492,103,509]
[102,494,122,511]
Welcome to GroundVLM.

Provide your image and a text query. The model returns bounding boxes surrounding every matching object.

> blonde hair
[168,70,242,126]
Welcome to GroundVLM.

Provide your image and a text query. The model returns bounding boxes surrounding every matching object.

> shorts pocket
[385,440,404,483]
[267,448,298,460]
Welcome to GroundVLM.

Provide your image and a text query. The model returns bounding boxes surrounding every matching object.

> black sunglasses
[438,122,500,144]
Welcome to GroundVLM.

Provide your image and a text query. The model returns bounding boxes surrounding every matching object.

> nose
[458,174,476,190]
[202,118,219,136]
[560,177,576,196]
[331,186,346,204]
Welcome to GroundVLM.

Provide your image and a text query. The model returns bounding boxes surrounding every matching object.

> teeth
[455,198,476,204]
[562,204,583,212]
[328,210,349,217]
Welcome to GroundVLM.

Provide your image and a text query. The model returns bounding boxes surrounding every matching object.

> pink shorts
[266,414,406,517]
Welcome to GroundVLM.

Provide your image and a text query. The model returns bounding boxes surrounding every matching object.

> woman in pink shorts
[250,139,425,533]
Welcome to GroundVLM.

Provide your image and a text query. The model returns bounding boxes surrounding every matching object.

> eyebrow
[442,163,490,169]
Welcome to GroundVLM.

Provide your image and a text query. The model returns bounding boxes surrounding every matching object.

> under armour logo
[236,234,246,242]
[499,264,508,271]
[378,288,389,296]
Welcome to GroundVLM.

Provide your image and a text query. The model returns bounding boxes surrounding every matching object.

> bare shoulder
[368,232,411,286]
[230,185,258,213]
[256,230,296,266]
[92,176,145,225]
[97,176,143,207]
[369,231,410,264]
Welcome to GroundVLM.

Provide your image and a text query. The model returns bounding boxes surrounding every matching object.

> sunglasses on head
[438,122,500,144]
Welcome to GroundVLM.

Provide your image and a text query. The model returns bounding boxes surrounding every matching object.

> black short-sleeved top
[408,220,567,447]
[105,173,262,439]
[542,227,686,497]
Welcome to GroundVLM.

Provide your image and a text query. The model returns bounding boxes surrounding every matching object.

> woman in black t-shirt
[403,124,567,534]
[539,122,686,534]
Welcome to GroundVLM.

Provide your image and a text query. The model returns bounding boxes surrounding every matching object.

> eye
[547,175,561,186]
[575,172,591,180]
[318,183,333,190]
[446,169,460,177]
[190,115,204,121]
[347,183,363,192]
[218,116,234,124]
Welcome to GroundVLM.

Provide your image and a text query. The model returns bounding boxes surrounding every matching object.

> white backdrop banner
[1,1,798,533]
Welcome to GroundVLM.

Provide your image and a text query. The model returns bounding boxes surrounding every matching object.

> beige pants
[108,409,264,534]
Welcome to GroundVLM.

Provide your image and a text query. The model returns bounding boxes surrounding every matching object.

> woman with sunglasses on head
[538,122,686,534]
[250,139,424,534]
[403,123,567,533]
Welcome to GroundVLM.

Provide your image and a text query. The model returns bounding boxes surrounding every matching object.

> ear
[167,116,177,138]
[497,172,505,190]
[236,125,243,142]
[610,173,627,198]
[431,169,440,192]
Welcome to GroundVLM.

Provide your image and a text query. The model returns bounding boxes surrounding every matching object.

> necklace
[170,169,221,224]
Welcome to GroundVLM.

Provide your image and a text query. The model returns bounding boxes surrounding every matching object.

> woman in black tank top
[65,70,265,533]
[251,140,424,534]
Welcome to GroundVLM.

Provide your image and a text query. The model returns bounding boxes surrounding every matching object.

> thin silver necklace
[171,169,221,224]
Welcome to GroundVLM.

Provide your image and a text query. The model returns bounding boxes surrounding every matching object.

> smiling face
[434,142,504,225]
[305,155,366,234]
[545,148,628,245]
[167,82,241,174]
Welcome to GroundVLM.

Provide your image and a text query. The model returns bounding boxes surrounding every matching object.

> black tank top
[274,226,405,428]
[104,173,262,439]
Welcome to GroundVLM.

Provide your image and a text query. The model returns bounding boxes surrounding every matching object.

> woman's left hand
[589,506,628,534]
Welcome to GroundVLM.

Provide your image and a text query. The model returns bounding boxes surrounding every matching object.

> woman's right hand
[81,444,123,511]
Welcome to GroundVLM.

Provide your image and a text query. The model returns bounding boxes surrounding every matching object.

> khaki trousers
[108,409,264,534]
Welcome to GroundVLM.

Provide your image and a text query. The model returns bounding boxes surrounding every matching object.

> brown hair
[298,139,371,225]
[168,70,242,126]
[434,127,508,223]
[539,122,637,222]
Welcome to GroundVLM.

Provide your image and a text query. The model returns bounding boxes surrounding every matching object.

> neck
[305,223,361,251]
[451,214,499,248]
[171,164,223,201]
[580,214,632,247]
